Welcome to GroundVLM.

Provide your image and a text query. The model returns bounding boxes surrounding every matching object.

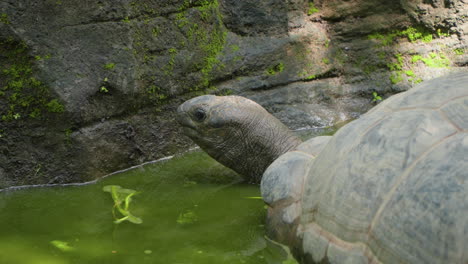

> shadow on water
[0,151,296,264]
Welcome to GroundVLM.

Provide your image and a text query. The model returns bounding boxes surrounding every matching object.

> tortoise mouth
[177,118,195,130]
[178,117,199,139]
[176,113,201,140]
[181,126,198,138]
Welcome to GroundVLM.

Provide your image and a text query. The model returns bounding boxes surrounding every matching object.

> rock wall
[0,0,467,187]
[220,0,468,129]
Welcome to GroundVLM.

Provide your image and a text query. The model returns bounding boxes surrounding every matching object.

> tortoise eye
[193,108,206,122]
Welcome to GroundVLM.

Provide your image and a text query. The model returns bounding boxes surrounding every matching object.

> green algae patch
[0,151,297,264]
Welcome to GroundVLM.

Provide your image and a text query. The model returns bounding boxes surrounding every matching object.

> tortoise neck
[212,111,302,183]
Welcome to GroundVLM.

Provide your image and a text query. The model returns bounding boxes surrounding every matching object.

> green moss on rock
[0,38,64,122]
[307,2,319,15]
[368,26,434,47]
[401,26,433,43]
[411,52,450,68]
[177,0,227,90]
[453,48,465,55]
[266,62,285,75]
[0,13,10,24]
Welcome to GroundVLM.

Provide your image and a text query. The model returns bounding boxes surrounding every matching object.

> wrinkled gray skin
[177,95,301,183]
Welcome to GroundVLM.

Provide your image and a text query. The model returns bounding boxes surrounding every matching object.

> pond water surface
[0,151,297,264]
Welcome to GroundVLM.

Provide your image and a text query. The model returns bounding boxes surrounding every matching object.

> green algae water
[0,151,296,264]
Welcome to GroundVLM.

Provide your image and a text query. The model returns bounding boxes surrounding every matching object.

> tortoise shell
[263,72,468,263]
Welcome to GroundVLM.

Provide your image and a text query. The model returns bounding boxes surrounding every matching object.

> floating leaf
[103,185,142,225]
[183,180,197,187]
[244,197,263,200]
[113,216,129,224]
[50,240,74,252]
[177,210,198,225]
[102,185,119,192]
[126,214,143,224]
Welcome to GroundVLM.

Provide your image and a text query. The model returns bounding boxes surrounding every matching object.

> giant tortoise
[177,72,468,264]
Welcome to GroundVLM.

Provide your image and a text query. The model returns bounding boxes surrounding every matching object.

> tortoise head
[177,95,301,183]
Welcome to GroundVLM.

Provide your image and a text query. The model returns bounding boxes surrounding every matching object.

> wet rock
[0,0,467,187]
